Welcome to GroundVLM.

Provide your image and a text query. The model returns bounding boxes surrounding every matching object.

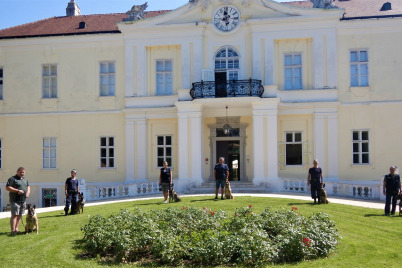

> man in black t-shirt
[64,169,79,215]
[307,159,323,204]
[214,157,229,200]
[383,166,401,216]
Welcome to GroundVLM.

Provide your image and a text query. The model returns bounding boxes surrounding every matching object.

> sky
[0,0,299,30]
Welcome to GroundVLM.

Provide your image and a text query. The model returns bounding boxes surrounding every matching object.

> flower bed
[81,205,340,265]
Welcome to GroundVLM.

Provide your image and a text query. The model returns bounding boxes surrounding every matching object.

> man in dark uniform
[6,167,30,236]
[383,166,401,216]
[64,169,79,216]
[214,157,229,200]
[307,159,323,204]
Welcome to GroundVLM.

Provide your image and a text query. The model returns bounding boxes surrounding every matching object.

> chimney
[66,0,81,16]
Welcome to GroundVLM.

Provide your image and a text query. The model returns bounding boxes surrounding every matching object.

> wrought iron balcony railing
[190,79,264,99]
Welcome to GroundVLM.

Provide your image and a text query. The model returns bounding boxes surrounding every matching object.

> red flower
[182,206,186,210]
[211,211,215,216]
[248,205,252,208]
[302,237,311,247]
[235,214,238,217]
[183,225,186,228]
[291,207,298,211]
[203,207,206,210]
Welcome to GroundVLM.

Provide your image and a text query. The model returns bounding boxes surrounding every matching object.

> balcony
[190,79,264,100]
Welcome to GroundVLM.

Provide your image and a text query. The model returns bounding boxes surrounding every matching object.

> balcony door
[215,72,227,97]
[214,46,239,97]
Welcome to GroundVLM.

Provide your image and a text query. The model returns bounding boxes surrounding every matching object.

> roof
[284,0,402,19]
[0,10,170,39]
[1,1,402,39]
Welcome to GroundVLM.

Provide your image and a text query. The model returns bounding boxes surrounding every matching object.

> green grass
[0,196,400,267]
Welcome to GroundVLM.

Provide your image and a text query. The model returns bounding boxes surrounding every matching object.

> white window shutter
[202,69,214,82]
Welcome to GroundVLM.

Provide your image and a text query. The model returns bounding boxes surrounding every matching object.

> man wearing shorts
[6,167,30,236]
[214,157,229,200]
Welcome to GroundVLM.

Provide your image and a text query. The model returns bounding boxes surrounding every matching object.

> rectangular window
[157,135,172,167]
[350,50,369,87]
[285,132,302,165]
[42,64,57,98]
[100,62,116,96]
[0,67,3,100]
[156,60,173,95]
[42,188,57,207]
[0,138,2,169]
[284,53,302,90]
[100,137,115,168]
[352,130,370,164]
[43,138,57,169]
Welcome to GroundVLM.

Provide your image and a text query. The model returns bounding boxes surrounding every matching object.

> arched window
[215,47,239,80]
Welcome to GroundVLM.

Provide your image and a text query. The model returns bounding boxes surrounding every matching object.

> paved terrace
[0,193,385,219]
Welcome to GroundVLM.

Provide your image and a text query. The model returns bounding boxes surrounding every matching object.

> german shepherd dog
[168,186,182,203]
[319,183,329,204]
[225,181,234,199]
[398,192,402,216]
[25,204,39,234]
[75,192,85,214]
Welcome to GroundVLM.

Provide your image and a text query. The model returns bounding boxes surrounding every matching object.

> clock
[213,6,240,32]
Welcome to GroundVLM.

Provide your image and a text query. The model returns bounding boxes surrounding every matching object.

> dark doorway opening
[216,140,240,181]
[215,72,227,97]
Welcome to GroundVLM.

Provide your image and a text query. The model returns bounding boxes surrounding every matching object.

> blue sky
[0,0,298,30]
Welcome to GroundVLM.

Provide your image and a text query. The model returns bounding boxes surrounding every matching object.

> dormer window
[78,22,87,29]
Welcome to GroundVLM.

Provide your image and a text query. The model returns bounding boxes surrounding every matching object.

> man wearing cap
[64,169,79,216]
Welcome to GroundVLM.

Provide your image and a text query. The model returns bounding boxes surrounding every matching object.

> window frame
[156,59,173,96]
[214,46,240,81]
[42,188,57,207]
[42,64,58,99]
[42,137,57,169]
[99,61,116,97]
[100,136,115,168]
[350,49,369,87]
[352,130,370,165]
[285,131,303,166]
[284,53,303,90]
[156,135,173,168]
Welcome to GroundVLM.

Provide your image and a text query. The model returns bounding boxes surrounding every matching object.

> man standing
[307,159,323,204]
[6,167,30,236]
[64,169,79,216]
[214,157,229,200]
[383,166,401,216]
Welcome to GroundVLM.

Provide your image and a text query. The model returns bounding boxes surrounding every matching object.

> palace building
[1,0,402,208]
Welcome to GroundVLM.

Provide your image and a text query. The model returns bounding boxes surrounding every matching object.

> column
[267,110,278,179]
[193,38,203,83]
[190,112,203,182]
[136,44,147,96]
[125,44,135,97]
[125,119,135,182]
[326,31,337,88]
[313,113,325,168]
[177,113,189,180]
[181,42,191,89]
[136,119,147,180]
[252,111,265,181]
[313,35,324,89]
[327,113,339,178]
[264,38,275,85]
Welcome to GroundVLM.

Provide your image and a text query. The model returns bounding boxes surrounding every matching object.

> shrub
[81,205,340,265]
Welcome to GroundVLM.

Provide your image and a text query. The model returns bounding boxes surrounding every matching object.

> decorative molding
[189,0,209,11]
[220,0,233,5]
[310,0,338,9]
[124,2,148,21]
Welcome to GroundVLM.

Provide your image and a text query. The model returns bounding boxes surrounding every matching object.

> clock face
[213,6,240,32]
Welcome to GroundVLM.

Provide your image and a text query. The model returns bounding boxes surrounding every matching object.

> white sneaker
[163,200,167,204]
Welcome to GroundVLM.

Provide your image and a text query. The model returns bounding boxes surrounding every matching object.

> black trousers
[384,193,398,215]
[64,194,78,214]
[310,181,321,201]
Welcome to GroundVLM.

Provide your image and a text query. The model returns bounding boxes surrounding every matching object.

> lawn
[0,196,400,267]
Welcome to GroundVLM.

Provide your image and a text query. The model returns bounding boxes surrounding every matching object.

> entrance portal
[216,140,240,181]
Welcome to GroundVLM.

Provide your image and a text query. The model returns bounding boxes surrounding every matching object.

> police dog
[398,192,402,216]
[225,180,234,199]
[319,183,329,204]
[25,204,39,234]
[169,186,182,203]
[75,192,85,214]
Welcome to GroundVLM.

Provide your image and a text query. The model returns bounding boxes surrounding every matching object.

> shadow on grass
[39,214,66,219]
[190,198,216,203]
[287,202,317,206]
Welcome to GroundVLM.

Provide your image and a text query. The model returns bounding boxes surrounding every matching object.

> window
[100,62,116,96]
[0,138,2,169]
[157,136,172,167]
[0,68,3,100]
[285,132,302,165]
[352,130,369,164]
[350,50,368,87]
[42,65,57,98]
[284,53,302,90]
[156,60,173,95]
[42,188,57,207]
[43,138,57,169]
[100,137,114,168]
[215,47,239,80]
